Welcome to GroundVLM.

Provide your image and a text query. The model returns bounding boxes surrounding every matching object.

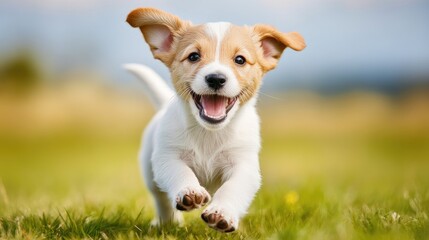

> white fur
[137,94,261,227]
[125,22,261,231]
[204,22,231,63]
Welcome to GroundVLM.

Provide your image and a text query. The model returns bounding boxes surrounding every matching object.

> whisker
[259,91,283,101]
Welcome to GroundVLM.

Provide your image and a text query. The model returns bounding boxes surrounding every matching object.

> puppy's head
[127,8,305,130]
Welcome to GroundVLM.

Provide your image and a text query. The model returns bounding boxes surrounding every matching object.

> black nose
[205,73,226,90]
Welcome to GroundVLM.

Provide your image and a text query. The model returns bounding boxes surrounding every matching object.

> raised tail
[123,64,174,110]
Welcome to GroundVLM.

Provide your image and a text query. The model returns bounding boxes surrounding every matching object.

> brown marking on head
[127,8,306,108]
[218,25,264,104]
[169,25,218,100]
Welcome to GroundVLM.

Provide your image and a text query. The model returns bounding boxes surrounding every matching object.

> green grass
[1,130,428,240]
[1,90,429,239]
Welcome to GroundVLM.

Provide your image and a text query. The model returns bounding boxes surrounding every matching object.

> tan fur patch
[218,25,265,104]
[170,25,218,100]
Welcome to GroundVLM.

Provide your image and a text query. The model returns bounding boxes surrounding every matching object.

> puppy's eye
[188,52,200,62]
[234,55,246,65]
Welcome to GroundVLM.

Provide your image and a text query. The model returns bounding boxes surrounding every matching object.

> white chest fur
[153,97,261,190]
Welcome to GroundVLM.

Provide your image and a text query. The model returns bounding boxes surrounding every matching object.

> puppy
[125,8,305,233]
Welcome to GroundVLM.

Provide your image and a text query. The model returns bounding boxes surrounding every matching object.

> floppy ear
[126,8,190,66]
[252,24,306,71]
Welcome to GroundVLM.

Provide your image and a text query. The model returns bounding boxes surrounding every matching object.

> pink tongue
[201,95,228,118]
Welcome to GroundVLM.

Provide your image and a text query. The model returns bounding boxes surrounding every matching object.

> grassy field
[0,86,429,239]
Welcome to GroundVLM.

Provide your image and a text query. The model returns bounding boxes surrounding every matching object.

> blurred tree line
[0,51,43,95]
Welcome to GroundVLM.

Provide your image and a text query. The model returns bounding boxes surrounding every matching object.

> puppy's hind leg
[141,151,183,225]
[139,122,183,225]
[150,187,184,226]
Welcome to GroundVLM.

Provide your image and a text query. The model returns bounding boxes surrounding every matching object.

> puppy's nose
[205,73,226,91]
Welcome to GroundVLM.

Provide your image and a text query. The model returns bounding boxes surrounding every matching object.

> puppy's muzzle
[205,73,226,91]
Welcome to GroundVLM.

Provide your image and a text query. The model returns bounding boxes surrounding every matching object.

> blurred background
[1,0,429,219]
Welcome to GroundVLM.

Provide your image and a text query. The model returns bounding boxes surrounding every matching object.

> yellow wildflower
[285,191,299,206]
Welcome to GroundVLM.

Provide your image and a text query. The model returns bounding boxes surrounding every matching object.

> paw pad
[201,210,236,233]
[175,187,210,211]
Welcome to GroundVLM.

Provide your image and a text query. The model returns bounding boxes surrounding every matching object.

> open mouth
[192,92,238,124]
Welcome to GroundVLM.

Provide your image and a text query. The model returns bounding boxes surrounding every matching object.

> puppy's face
[171,23,265,130]
[127,8,305,130]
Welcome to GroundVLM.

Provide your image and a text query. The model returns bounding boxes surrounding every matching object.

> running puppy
[125,8,305,233]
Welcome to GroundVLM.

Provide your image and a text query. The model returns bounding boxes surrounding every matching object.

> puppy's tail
[123,64,174,110]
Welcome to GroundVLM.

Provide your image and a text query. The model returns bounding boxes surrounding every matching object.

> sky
[0,0,428,91]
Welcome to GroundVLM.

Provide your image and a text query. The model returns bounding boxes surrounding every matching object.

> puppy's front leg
[202,152,261,232]
[152,151,211,212]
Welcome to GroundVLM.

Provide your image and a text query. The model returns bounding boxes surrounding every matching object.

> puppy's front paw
[175,186,210,211]
[201,204,238,233]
